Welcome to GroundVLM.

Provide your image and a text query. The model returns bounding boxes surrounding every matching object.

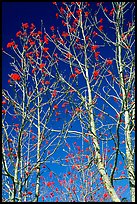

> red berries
[103,193,108,198]
[85,11,89,17]
[27,191,32,195]
[26,171,30,176]
[66,52,73,59]
[74,68,81,75]
[22,23,29,29]
[39,63,45,69]
[10,73,21,81]
[91,45,99,51]
[53,104,58,110]
[8,138,13,143]
[43,47,49,53]
[93,70,99,79]
[52,90,57,97]
[45,81,50,85]
[70,73,76,78]
[106,59,113,65]
[84,138,89,143]
[47,181,54,187]
[7,41,15,48]
[98,25,103,31]
[75,107,81,112]
[2,110,6,114]
[94,52,100,60]
[113,97,118,102]
[49,171,53,178]
[24,45,28,50]
[50,26,55,31]
[16,31,22,37]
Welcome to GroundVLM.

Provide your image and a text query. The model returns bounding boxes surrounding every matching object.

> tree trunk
[116,4,135,201]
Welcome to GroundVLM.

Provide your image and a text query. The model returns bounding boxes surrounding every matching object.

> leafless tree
[2,2,135,202]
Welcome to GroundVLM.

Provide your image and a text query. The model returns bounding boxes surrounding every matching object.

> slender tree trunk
[125,111,135,202]
[86,77,121,202]
[116,3,135,202]
[34,95,41,202]
[79,9,121,201]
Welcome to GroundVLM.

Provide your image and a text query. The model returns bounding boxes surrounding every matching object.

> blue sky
[2,2,134,202]
[2,2,56,38]
[2,2,57,89]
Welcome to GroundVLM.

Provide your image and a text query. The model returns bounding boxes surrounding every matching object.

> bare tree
[2,2,135,202]
[42,2,135,202]
[2,22,66,202]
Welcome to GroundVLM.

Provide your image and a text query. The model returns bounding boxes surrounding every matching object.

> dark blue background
[2,2,133,202]
[2,2,58,89]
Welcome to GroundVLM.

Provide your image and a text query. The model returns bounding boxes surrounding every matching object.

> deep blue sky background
[2,2,133,202]
[2,2,56,39]
[2,2,58,89]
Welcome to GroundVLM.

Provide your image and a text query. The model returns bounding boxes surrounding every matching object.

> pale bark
[115,3,135,201]
[34,84,41,202]
[79,10,121,201]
